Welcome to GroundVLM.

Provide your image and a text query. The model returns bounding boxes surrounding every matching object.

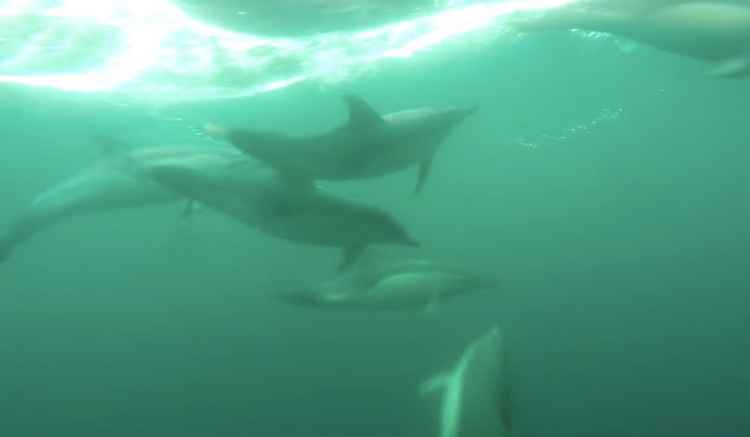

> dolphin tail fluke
[338,244,367,271]
[414,158,434,194]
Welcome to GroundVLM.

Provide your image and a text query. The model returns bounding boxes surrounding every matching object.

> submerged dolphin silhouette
[144,162,419,270]
[207,95,478,193]
[513,1,750,77]
[272,249,495,310]
[421,325,514,437]
[0,146,243,263]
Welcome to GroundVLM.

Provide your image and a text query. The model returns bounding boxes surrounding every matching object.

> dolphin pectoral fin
[415,158,434,194]
[419,371,451,397]
[181,200,204,219]
[706,56,750,78]
[338,244,367,271]
[343,95,384,131]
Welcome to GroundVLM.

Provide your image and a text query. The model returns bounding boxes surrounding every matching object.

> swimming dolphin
[143,162,419,270]
[0,146,244,263]
[512,1,750,77]
[272,250,495,310]
[206,95,478,193]
[420,325,514,437]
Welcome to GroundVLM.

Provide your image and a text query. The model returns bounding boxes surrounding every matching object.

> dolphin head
[397,105,478,140]
[423,104,478,123]
[439,105,479,132]
[226,129,293,166]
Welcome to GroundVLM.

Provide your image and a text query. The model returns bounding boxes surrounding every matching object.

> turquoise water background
[1,2,749,436]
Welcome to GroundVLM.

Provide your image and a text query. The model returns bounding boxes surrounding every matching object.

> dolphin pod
[512,1,750,77]
[0,146,417,269]
[206,94,478,193]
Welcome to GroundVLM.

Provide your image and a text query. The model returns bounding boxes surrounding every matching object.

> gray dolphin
[206,95,478,193]
[143,162,419,270]
[272,250,495,310]
[0,146,243,263]
[513,1,750,77]
[420,325,514,437]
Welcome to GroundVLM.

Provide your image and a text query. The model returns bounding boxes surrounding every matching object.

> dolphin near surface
[143,162,419,271]
[206,95,478,193]
[512,1,750,78]
[420,325,514,437]
[271,249,496,310]
[0,146,245,263]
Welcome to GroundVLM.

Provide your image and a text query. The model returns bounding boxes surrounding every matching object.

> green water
[1,4,749,437]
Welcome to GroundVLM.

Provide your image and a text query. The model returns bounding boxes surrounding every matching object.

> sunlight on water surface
[0,0,576,103]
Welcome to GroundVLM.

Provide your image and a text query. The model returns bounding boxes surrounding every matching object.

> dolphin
[512,1,750,77]
[143,162,419,270]
[206,95,478,193]
[272,250,495,310]
[420,325,514,437]
[0,146,245,263]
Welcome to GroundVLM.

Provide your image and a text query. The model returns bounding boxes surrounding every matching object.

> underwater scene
[1,0,749,436]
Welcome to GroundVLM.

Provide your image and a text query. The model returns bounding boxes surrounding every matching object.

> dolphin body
[420,325,514,437]
[209,95,478,193]
[272,251,495,310]
[143,161,419,270]
[0,146,417,269]
[0,146,235,263]
[514,1,750,77]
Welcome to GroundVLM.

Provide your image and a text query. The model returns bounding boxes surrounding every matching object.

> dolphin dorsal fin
[343,95,384,131]
[338,244,367,271]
